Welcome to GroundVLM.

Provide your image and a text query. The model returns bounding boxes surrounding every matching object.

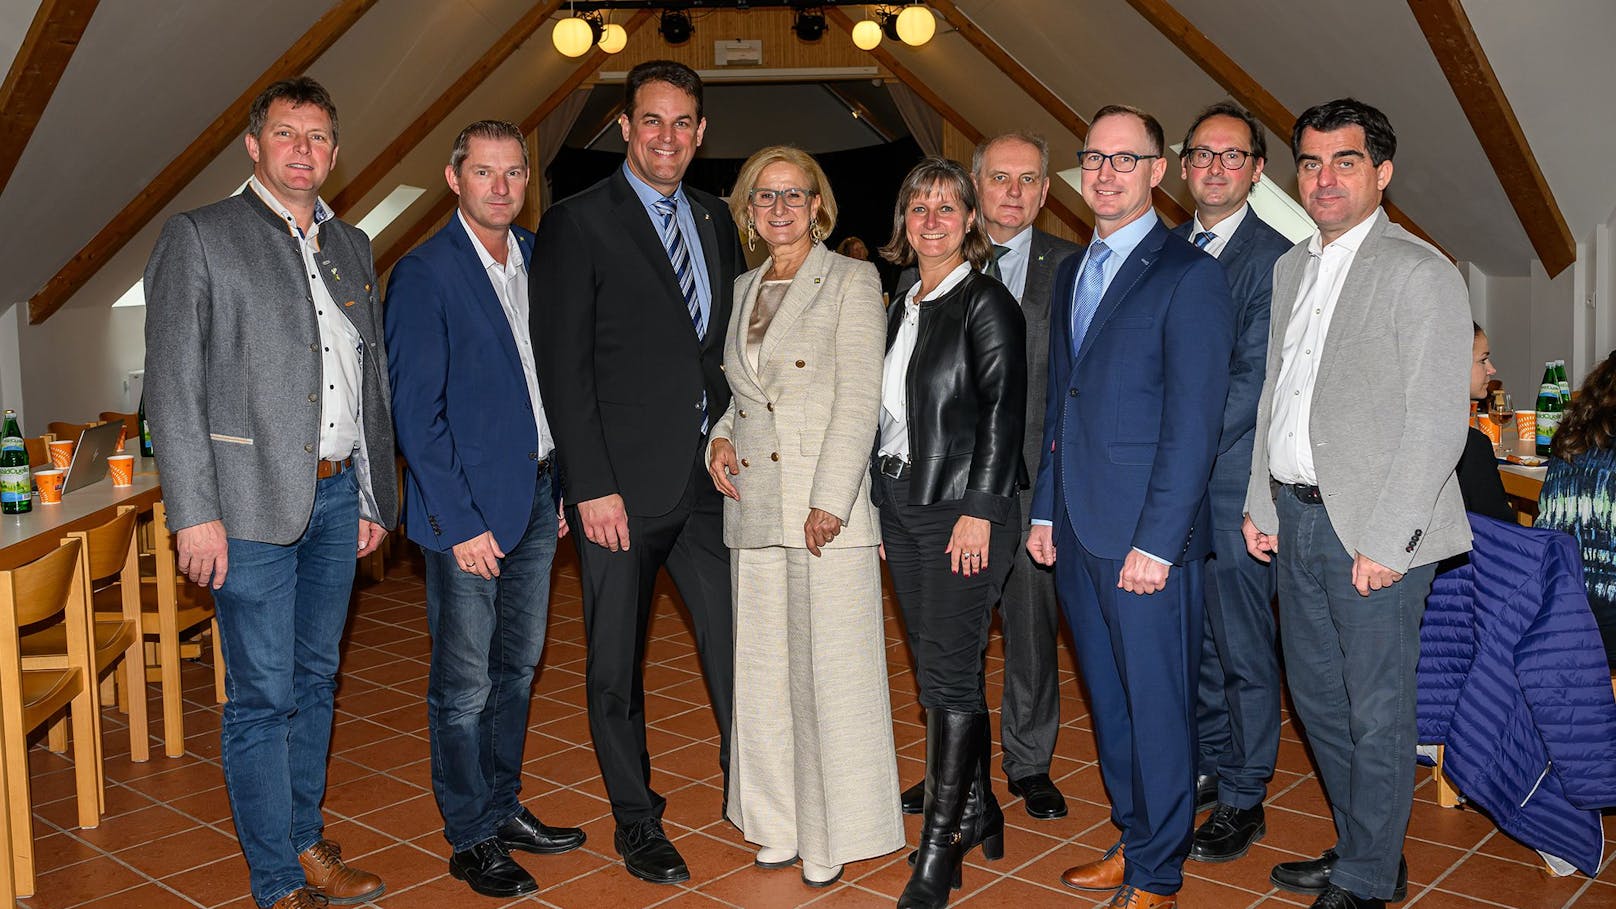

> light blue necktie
[1070,241,1112,355]
[1193,231,1215,249]
[652,196,705,341]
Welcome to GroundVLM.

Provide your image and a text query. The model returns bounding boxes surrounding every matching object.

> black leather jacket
[872,269,1027,524]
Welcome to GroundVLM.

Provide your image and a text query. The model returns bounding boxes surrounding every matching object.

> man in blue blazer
[1028,106,1234,909]
[385,121,584,900]
[1171,102,1294,864]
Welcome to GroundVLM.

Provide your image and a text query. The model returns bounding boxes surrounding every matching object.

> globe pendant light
[598,22,627,53]
[851,17,883,50]
[552,16,593,57]
[896,5,936,46]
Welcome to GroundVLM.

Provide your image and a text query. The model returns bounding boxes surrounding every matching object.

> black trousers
[570,452,734,826]
[996,522,1062,779]
[877,473,1016,711]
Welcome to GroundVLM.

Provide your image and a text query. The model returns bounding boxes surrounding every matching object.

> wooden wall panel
[602,9,872,75]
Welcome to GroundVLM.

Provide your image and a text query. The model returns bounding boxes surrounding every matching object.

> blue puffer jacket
[1418,513,1616,875]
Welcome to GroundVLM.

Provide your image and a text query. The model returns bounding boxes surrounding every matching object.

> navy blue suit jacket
[385,215,547,553]
[1030,219,1235,563]
[1171,211,1293,530]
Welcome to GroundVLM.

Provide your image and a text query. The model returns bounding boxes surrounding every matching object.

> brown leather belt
[316,456,353,479]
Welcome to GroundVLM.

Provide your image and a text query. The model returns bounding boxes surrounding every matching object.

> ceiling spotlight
[851,17,882,50]
[598,21,627,53]
[792,9,827,42]
[552,14,595,57]
[659,9,693,45]
[879,7,902,42]
[896,5,935,46]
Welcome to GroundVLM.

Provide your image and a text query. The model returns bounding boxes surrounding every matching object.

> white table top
[0,464,162,568]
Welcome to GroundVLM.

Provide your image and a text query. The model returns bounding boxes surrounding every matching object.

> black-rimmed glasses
[1076,151,1162,173]
[1184,147,1255,170]
[749,187,816,208]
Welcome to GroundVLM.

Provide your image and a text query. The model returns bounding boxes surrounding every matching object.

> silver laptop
[61,421,126,494]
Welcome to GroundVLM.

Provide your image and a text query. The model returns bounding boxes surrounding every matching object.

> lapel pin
[813,277,822,284]
[364,283,372,293]
[344,299,357,307]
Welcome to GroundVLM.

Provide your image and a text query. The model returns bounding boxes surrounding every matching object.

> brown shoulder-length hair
[879,156,993,271]
[728,145,837,241]
[1551,350,1616,461]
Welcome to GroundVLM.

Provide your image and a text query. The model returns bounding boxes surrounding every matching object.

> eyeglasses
[1076,151,1161,173]
[749,187,816,208]
[1184,147,1254,170]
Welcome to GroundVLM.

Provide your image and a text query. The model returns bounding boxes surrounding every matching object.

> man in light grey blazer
[144,78,397,909]
[1242,99,1470,909]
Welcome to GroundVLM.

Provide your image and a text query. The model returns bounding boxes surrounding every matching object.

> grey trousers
[998,527,1062,780]
[1275,488,1435,901]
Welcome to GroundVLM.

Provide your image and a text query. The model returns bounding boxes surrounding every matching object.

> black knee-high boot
[957,711,1005,861]
[898,708,981,909]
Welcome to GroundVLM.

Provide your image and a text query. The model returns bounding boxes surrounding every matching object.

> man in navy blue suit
[1171,102,1295,865]
[385,120,585,899]
[1028,105,1234,909]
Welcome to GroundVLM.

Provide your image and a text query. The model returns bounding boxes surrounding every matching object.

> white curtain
[887,82,942,157]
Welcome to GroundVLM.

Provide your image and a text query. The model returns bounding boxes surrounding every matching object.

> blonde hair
[729,145,838,241]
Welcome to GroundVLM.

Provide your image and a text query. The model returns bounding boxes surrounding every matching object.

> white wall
[16,302,146,428]
[0,302,23,426]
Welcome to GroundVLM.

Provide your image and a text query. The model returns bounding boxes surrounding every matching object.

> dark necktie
[985,244,1011,282]
[652,196,705,340]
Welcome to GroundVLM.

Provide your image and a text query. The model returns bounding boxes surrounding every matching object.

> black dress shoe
[449,838,538,898]
[1188,804,1264,862]
[900,779,924,815]
[1194,773,1219,813]
[1310,883,1385,908]
[1007,773,1068,819]
[614,817,690,884]
[1271,849,1406,901]
[497,806,586,855]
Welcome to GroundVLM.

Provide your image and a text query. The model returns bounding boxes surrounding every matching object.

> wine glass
[1488,391,1513,452]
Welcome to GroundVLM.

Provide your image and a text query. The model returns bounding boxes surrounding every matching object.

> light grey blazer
[144,190,399,544]
[1244,211,1471,572]
[710,243,886,549]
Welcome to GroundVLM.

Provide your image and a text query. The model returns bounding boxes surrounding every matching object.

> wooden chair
[116,501,223,757]
[98,412,139,438]
[21,436,50,470]
[20,507,148,817]
[46,421,97,442]
[0,538,98,897]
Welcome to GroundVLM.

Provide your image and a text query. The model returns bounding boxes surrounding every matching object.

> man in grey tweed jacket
[144,78,396,909]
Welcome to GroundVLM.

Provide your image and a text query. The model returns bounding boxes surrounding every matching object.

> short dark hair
[1181,101,1266,163]
[450,120,528,174]
[247,77,339,145]
[1291,98,1396,166]
[624,59,704,121]
[1090,104,1165,156]
[880,156,994,271]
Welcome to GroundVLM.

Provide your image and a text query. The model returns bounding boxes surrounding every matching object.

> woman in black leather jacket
[873,156,1025,909]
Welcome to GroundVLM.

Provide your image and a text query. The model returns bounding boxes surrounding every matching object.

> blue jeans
[214,470,360,907]
[424,468,557,851]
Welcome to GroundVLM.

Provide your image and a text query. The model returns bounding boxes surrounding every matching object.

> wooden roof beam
[926,0,1189,227]
[826,8,1090,242]
[0,0,99,196]
[1407,0,1574,276]
[328,0,566,216]
[27,0,377,324]
[1121,0,1449,259]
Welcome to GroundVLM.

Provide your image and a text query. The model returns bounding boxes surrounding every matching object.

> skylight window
[355,184,426,240]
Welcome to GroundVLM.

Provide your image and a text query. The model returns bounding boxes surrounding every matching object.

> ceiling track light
[659,9,694,45]
[792,7,827,42]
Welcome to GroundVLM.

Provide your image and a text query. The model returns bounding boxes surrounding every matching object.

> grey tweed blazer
[144,189,398,544]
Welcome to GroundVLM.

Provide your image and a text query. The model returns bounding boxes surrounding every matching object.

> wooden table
[1489,433,1546,524]
[0,466,162,569]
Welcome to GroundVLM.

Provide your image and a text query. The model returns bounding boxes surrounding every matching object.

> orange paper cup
[1476,417,1502,446]
[107,454,134,487]
[48,439,74,469]
[36,469,65,504]
[1514,411,1536,443]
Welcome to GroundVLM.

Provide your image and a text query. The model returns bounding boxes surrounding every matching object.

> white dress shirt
[1188,202,1250,260]
[1268,208,1383,485]
[991,225,1035,301]
[880,261,973,460]
[459,211,554,458]
[249,176,362,462]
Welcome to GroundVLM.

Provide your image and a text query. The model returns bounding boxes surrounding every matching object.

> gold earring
[746,220,757,252]
[811,224,824,243]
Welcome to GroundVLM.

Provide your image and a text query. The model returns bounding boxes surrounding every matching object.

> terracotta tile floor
[17,546,1616,908]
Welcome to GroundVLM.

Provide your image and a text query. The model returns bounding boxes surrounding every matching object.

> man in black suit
[532,60,744,886]
[1171,102,1294,864]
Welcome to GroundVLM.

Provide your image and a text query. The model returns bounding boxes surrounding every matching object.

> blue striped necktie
[652,196,705,340]
[1070,241,1112,355]
[1193,230,1215,249]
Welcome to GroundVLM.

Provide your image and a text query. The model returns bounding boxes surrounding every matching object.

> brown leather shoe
[298,839,385,904]
[1061,842,1125,891]
[1110,884,1177,908]
[269,888,329,909]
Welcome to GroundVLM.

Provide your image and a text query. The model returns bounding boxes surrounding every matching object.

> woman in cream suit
[707,146,902,887]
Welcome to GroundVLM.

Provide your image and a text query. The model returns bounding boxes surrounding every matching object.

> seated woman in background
[1457,323,1514,523]
[1537,350,1616,670]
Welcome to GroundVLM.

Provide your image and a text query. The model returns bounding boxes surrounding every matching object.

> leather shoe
[900,779,924,814]
[1061,842,1125,891]
[1309,883,1385,908]
[448,838,538,898]
[614,817,690,884]
[1109,884,1177,908]
[1271,849,1406,901]
[269,889,329,909]
[1188,804,1265,863]
[802,860,843,887]
[497,806,586,855]
[1194,773,1219,813]
[297,839,384,904]
[1007,773,1068,819]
